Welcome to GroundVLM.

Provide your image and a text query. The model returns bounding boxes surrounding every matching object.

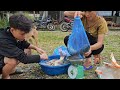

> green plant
[23,11,35,22]
[13,11,35,22]
[0,17,9,28]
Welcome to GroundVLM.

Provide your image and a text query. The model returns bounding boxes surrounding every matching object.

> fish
[45,56,65,66]
[45,48,70,66]
[45,55,70,66]
[104,53,120,68]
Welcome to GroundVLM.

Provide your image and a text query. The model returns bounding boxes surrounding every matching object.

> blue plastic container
[39,55,71,76]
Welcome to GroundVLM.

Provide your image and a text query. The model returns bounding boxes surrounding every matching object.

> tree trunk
[33,11,36,20]
[112,11,114,16]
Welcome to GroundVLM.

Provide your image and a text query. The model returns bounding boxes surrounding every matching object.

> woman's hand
[84,47,92,57]
[64,11,84,18]
[74,11,84,18]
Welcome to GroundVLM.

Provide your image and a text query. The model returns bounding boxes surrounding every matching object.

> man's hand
[40,53,48,60]
[36,47,48,60]
[36,47,46,54]
[28,44,48,60]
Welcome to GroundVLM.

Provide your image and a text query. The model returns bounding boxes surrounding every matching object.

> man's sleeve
[22,40,30,49]
[0,39,40,64]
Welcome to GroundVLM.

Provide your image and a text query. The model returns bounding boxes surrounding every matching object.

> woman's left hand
[84,48,92,57]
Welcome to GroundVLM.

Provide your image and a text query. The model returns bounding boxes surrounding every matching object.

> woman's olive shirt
[82,16,108,39]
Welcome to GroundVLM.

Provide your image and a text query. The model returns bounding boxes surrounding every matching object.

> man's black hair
[9,14,33,33]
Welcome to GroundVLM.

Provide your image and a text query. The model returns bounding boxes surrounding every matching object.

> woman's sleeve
[98,20,109,35]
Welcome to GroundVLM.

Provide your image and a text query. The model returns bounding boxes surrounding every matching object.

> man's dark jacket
[0,28,40,65]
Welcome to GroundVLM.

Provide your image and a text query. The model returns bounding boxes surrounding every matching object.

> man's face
[10,28,27,41]
[84,11,97,21]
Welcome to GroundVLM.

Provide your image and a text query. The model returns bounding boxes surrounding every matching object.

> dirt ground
[0,63,69,79]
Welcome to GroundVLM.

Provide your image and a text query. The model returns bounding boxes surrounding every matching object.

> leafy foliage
[0,17,9,28]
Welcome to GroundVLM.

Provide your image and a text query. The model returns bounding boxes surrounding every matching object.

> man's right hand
[40,53,48,60]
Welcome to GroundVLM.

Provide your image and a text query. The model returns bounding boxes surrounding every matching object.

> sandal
[83,65,93,70]
[83,58,93,70]
[94,58,101,65]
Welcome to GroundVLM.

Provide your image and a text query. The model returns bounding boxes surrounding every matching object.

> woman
[64,11,108,70]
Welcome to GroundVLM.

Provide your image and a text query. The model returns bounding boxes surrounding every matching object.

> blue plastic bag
[52,45,71,57]
[52,45,84,60]
[67,16,90,56]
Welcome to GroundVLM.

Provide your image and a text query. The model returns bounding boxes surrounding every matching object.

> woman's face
[84,11,97,21]
[10,28,26,41]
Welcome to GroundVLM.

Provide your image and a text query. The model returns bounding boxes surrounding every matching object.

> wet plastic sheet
[95,65,120,79]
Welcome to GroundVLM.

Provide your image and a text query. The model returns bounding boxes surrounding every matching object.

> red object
[64,17,72,23]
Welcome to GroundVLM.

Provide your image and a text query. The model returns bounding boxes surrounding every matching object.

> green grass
[35,31,71,55]
[102,31,120,61]
[32,30,120,79]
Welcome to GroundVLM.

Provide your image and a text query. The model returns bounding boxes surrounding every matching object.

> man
[64,11,108,70]
[0,14,48,79]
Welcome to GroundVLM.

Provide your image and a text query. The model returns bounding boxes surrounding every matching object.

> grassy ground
[8,29,120,79]
[37,30,120,60]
